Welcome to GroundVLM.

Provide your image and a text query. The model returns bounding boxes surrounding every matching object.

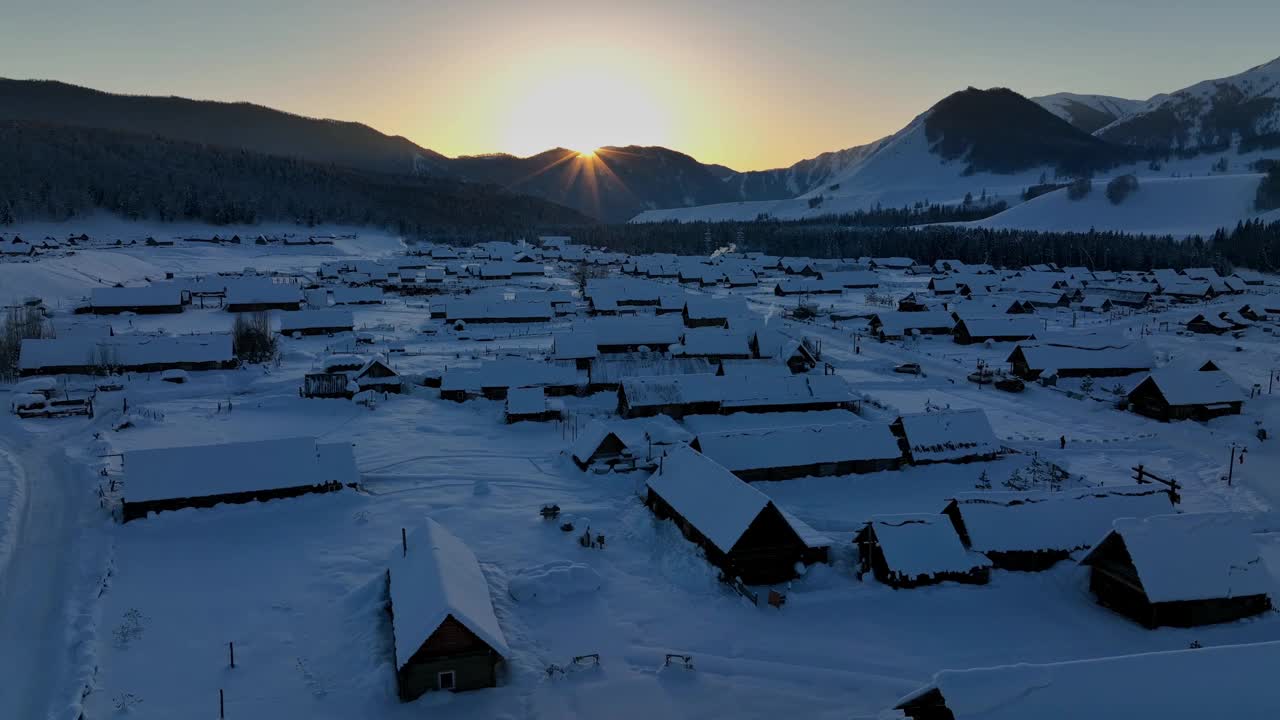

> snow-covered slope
[1099,56,1280,153]
[964,174,1280,237]
[1032,93,1148,133]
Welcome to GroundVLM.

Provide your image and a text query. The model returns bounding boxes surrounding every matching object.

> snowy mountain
[0,78,454,177]
[1032,92,1148,133]
[634,87,1133,223]
[1098,56,1280,154]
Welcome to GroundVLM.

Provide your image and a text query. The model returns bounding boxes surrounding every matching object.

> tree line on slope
[578,217,1280,274]
[0,123,587,242]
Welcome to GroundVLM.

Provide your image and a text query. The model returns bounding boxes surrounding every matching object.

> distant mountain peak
[1096,55,1280,154]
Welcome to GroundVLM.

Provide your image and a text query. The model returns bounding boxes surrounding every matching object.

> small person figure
[596,533,606,549]
[1059,435,1066,449]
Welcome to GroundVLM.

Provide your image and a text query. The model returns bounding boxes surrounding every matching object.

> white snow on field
[965,174,1280,237]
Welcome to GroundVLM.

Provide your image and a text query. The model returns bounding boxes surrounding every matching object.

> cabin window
[437,670,456,690]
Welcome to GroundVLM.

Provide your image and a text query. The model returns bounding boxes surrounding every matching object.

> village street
[0,417,101,720]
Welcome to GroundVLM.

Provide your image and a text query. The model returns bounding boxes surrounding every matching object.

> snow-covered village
[2,224,1280,719]
[6,4,1280,719]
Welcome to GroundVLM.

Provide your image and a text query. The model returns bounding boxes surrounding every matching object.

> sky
[3,0,1280,171]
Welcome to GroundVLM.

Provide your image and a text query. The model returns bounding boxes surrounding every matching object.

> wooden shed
[645,448,829,585]
[387,519,509,700]
[855,514,990,589]
[1080,513,1274,628]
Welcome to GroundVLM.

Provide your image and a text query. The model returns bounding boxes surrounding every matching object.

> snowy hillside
[964,173,1280,237]
[634,111,1080,224]
[1099,56,1280,153]
[1032,93,1148,133]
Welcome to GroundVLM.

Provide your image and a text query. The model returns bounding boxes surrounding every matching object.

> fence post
[220,688,225,718]
[229,641,235,669]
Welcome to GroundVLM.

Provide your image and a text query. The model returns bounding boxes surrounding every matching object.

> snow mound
[508,561,603,604]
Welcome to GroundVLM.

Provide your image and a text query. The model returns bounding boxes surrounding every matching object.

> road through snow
[0,420,99,720]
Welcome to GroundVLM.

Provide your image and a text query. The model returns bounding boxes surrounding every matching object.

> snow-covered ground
[4,227,1280,719]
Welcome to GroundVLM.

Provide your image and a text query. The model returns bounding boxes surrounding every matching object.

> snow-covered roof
[820,270,880,287]
[693,422,900,472]
[278,309,354,332]
[1084,512,1274,603]
[897,409,998,462]
[123,436,349,503]
[587,315,685,347]
[1133,369,1244,406]
[388,519,510,668]
[1008,342,1154,373]
[872,310,955,336]
[645,448,771,554]
[897,640,1280,719]
[331,286,383,304]
[676,329,753,358]
[440,358,579,393]
[551,332,599,360]
[868,514,990,579]
[445,298,552,322]
[683,295,748,320]
[570,416,692,465]
[590,354,715,386]
[949,485,1174,554]
[621,373,852,411]
[89,285,183,309]
[224,282,303,305]
[19,334,234,372]
[506,386,547,416]
[956,316,1040,339]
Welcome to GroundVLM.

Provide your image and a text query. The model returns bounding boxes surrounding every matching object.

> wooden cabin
[1126,369,1244,422]
[1080,513,1274,628]
[1185,313,1233,335]
[120,437,355,522]
[353,358,402,394]
[1006,341,1153,380]
[855,514,990,589]
[645,448,829,585]
[942,486,1174,571]
[387,520,509,700]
